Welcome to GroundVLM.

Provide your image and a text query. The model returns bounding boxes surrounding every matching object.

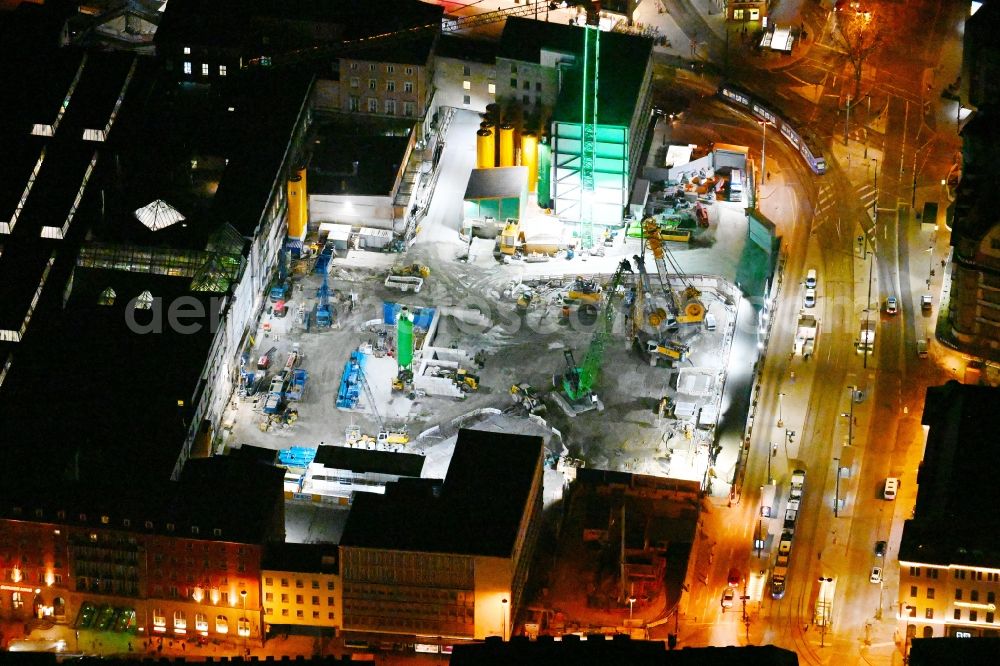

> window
[349,96,360,112]
[327,582,334,590]
[327,597,334,605]
[265,607,273,615]
[510,78,517,88]
[295,595,303,604]
[954,609,961,620]
[511,64,518,73]
[536,82,542,92]
[463,80,471,90]
[910,586,917,597]
[265,578,273,587]
[523,95,530,105]
[928,569,939,579]
[404,102,414,117]
[955,569,966,580]
[183,62,192,75]
[463,95,471,106]
[350,62,358,70]
[98,287,116,306]
[296,609,304,618]
[201,63,209,76]
[989,592,996,604]
[925,608,934,619]
[386,80,395,92]
[350,77,359,88]
[265,592,273,602]
[369,64,376,71]
[281,594,288,603]
[405,67,413,75]
[184,47,191,55]
[280,578,288,588]
[328,612,335,619]
[219,65,227,76]
[404,81,413,93]
[311,596,319,605]
[295,580,303,589]
[216,615,228,634]
[956,589,963,600]
[12,592,23,609]
[463,65,471,76]
[927,588,935,599]
[153,608,165,628]
[237,617,250,637]
[368,98,378,112]
[312,611,320,619]
[281,608,288,616]
[386,65,394,73]
[195,613,207,632]
[488,83,496,95]
[976,571,984,581]
[312,580,320,589]
[385,100,396,115]
[971,590,980,602]
[191,526,199,535]
[910,567,921,577]
[369,79,377,90]
[970,610,978,622]
[173,610,187,632]
[988,611,995,624]
[734,9,744,20]
[906,605,916,617]
[523,80,530,90]
[221,591,229,604]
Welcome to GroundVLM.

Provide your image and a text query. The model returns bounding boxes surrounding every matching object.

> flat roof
[499,18,653,127]
[339,429,542,557]
[464,167,527,201]
[309,129,410,197]
[313,445,425,478]
[262,542,339,574]
[899,381,1000,567]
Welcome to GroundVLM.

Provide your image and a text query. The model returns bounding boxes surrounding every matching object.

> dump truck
[793,313,818,357]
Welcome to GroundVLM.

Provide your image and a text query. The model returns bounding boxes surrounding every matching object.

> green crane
[578,22,600,252]
[562,259,633,403]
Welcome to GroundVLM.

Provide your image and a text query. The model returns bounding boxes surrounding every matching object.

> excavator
[641,217,705,324]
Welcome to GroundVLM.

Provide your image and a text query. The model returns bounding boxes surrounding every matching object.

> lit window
[153,608,166,630]
[183,62,192,75]
[173,610,187,633]
[350,77,359,88]
[488,83,496,95]
[463,80,471,90]
[386,80,395,92]
[238,617,250,637]
[404,102,414,117]
[404,81,413,93]
[201,63,208,76]
[98,287,116,306]
[369,79,376,90]
[183,47,191,55]
[195,613,208,632]
[386,64,394,73]
[215,615,228,634]
[385,100,395,115]
[219,65,227,77]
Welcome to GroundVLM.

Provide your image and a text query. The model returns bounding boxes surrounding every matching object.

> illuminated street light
[501,597,508,641]
[240,588,248,658]
[628,596,637,620]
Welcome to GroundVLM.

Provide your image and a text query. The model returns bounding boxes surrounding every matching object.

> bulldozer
[566,276,602,304]
[391,263,430,278]
[455,368,479,392]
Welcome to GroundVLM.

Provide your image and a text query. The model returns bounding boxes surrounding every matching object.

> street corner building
[337,429,545,640]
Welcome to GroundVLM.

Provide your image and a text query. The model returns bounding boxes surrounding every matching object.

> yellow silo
[520,132,538,193]
[476,129,495,170]
[287,168,308,240]
[499,124,515,167]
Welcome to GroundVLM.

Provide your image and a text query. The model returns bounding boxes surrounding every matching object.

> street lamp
[817,577,833,647]
[844,94,852,146]
[628,596,636,621]
[777,393,785,429]
[501,598,508,641]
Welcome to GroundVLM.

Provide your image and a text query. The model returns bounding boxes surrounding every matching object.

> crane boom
[578,23,600,251]
[563,259,632,402]
[641,216,705,324]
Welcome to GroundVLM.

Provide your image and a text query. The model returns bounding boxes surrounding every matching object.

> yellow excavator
[566,276,603,304]
[391,263,430,278]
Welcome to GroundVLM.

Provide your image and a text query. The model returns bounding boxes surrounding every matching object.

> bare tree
[833,4,887,101]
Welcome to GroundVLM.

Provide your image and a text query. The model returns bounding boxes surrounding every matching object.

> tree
[833,3,887,101]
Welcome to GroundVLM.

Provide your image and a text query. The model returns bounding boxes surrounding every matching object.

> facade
[261,544,341,633]
[0,458,285,645]
[727,1,768,27]
[338,430,544,640]
[433,35,498,114]
[897,382,1000,641]
[945,1,1000,360]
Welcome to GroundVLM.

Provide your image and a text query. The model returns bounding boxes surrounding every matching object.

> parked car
[728,568,743,587]
[875,541,887,557]
[870,566,883,584]
[805,268,817,289]
[916,339,928,358]
[804,288,817,308]
[721,586,736,609]
[885,296,898,314]
[884,477,899,500]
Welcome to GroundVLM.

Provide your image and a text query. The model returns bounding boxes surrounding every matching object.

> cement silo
[520,132,538,193]
[476,129,495,169]
[499,123,515,167]
[397,307,414,371]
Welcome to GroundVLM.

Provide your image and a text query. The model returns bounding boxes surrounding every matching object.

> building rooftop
[464,166,528,200]
[309,128,411,197]
[899,381,1000,567]
[436,33,499,64]
[262,542,339,574]
[0,456,285,545]
[499,17,653,126]
[313,445,425,478]
[339,429,542,557]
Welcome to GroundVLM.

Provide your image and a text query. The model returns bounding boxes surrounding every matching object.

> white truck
[793,313,818,357]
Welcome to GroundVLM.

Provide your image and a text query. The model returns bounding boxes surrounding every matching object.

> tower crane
[641,217,705,324]
[560,259,633,406]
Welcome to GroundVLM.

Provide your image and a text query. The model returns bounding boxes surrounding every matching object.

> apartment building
[261,544,340,634]
[433,34,498,114]
[897,382,1000,643]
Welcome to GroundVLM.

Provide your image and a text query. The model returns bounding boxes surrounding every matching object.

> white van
[704,313,717,331]
[805,269,817,289]
[883,477,899,501]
